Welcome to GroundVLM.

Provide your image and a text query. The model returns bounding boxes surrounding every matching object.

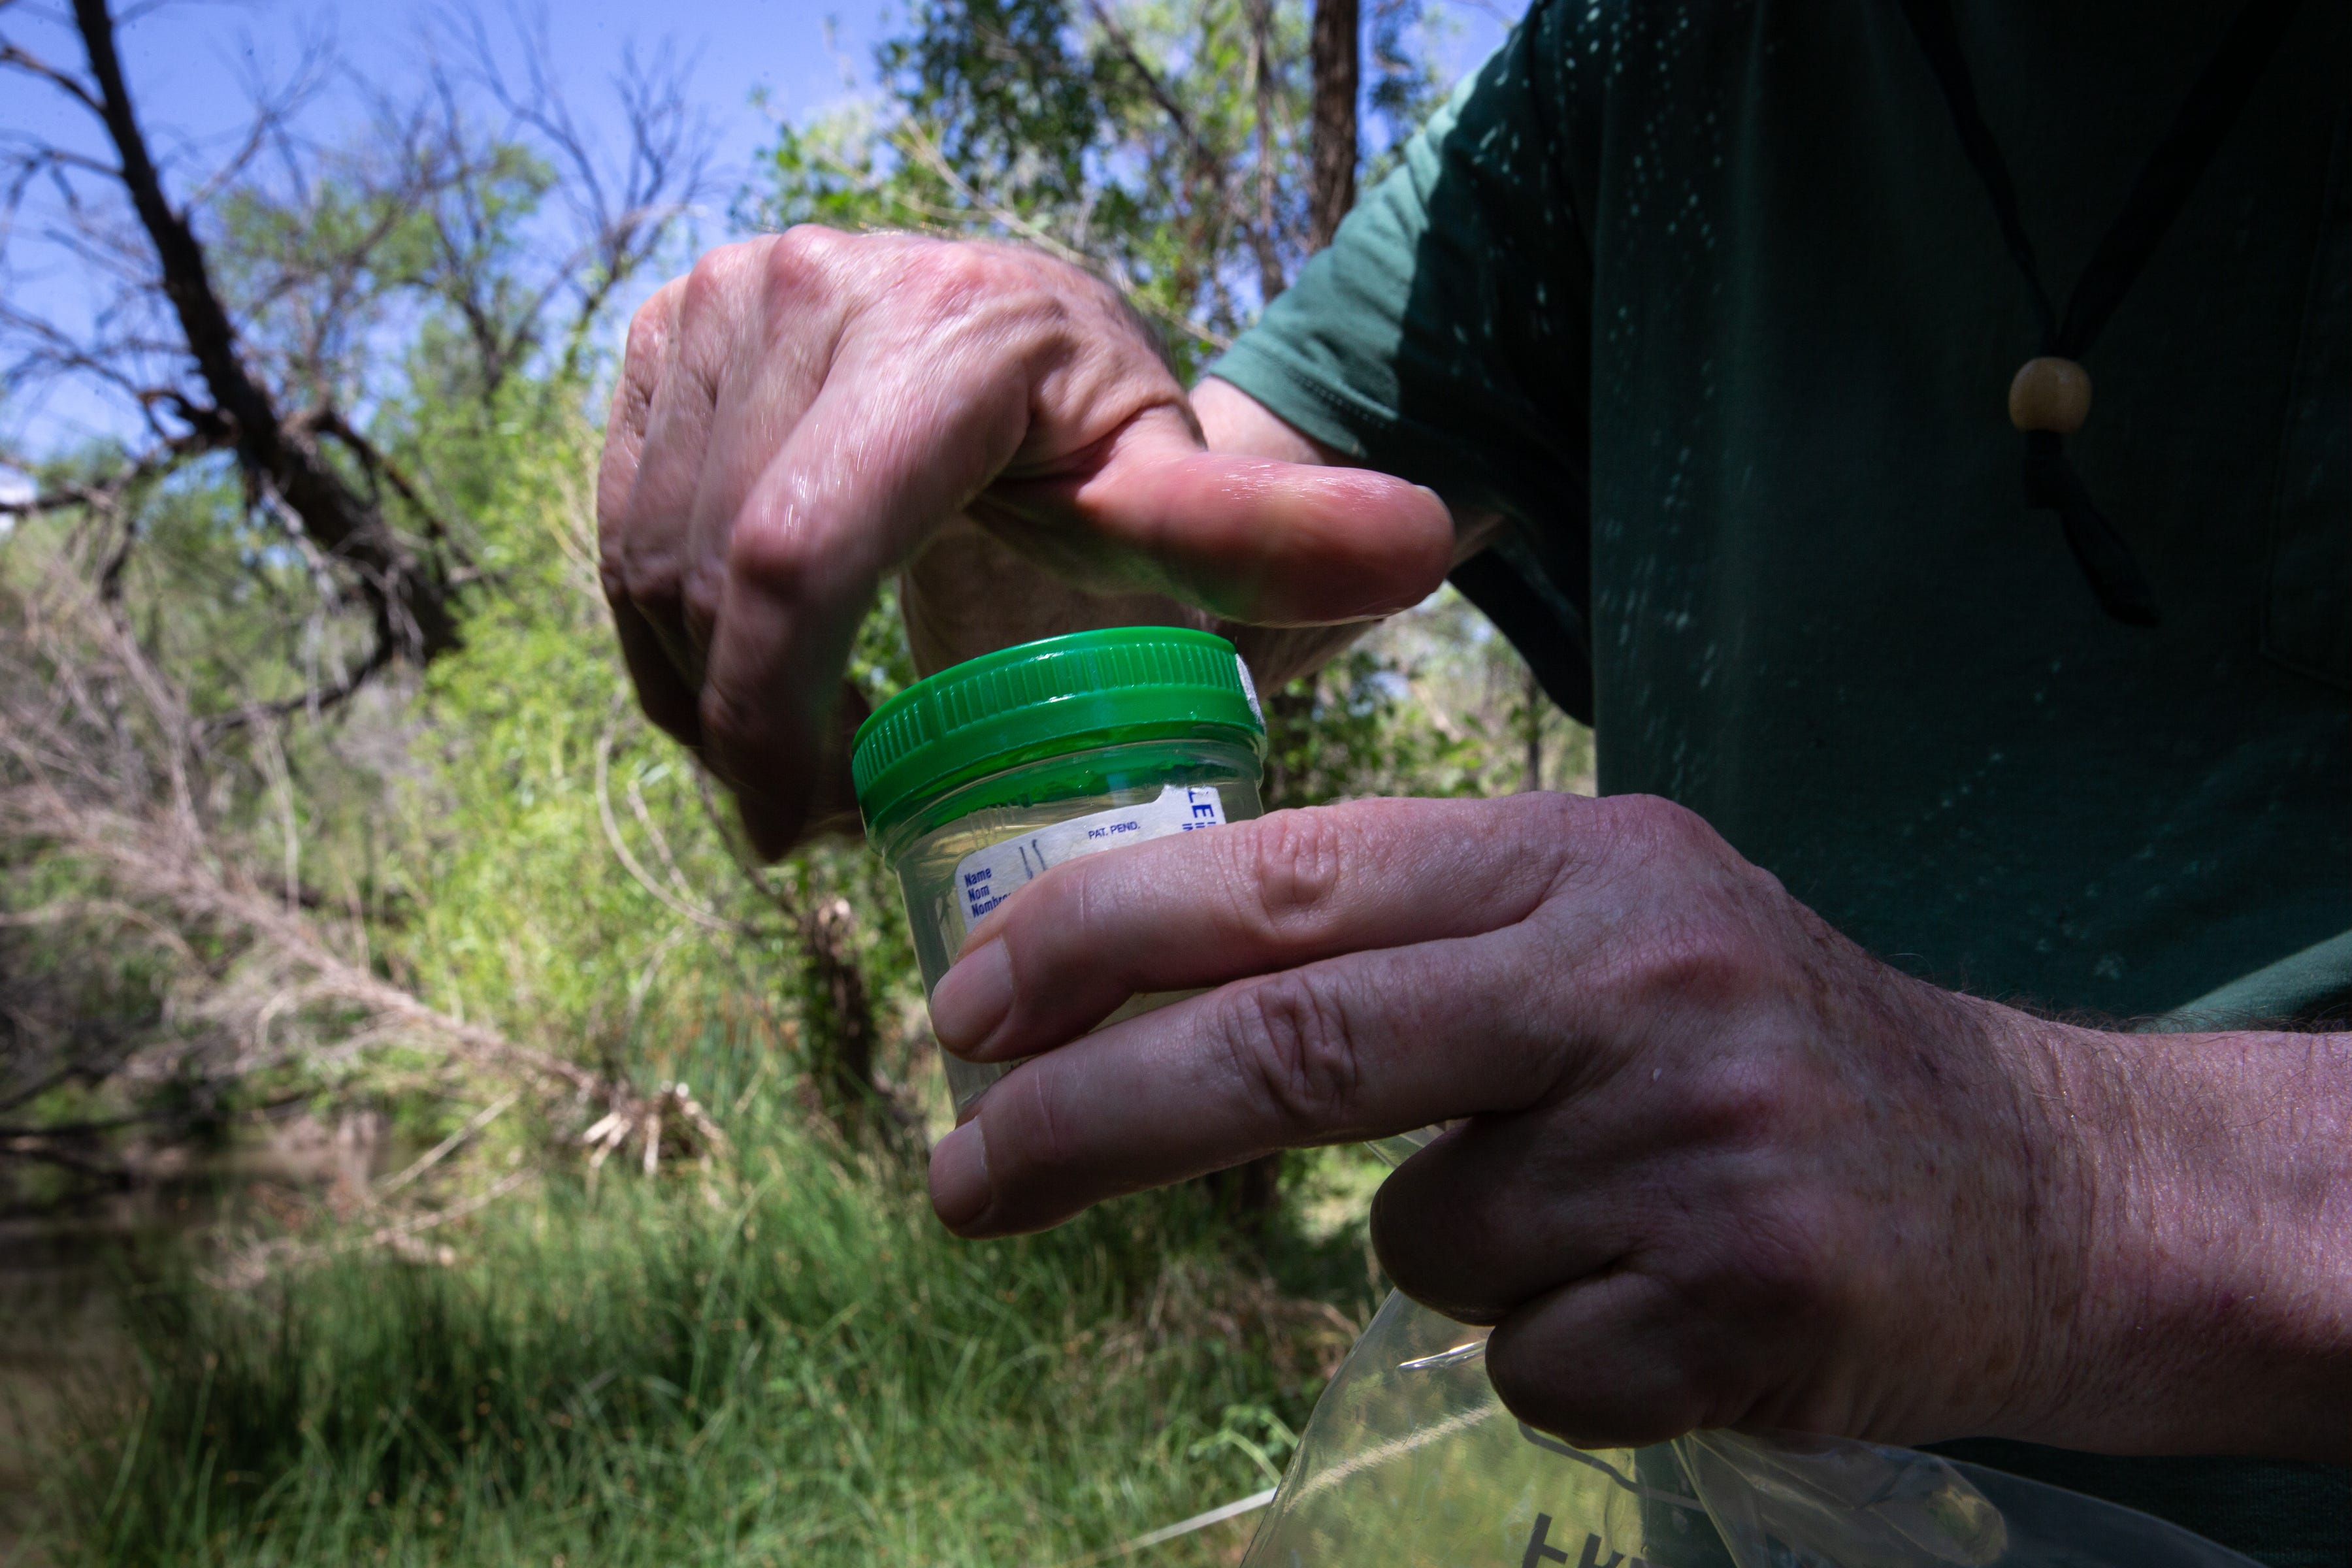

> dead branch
[205,1166,536,1290]
[62,0,464,661]
[376,1088,519,1198]
[0,549,613,1115]
[1079,0,1274,319]
[580,1079,727,1189]
[304,406,464,551]
[7,0,713,699]
[1084,0,1220,176]
[594,713,745,936]
[6,777,602,1097]
[425,3,718,381]
[886,122,1232,351]
[195,634,396,739]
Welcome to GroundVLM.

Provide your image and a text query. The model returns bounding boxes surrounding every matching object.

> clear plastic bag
[1243,1139,2262,1568]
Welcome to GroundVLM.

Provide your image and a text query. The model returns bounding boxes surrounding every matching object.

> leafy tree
[0,1,724,1196]
[750,0,1333,364]
[1,0,711,680]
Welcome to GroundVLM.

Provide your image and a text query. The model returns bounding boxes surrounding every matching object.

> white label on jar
[951,784,1226,932]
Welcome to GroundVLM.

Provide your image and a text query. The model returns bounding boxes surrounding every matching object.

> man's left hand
[921,792,2352,1461]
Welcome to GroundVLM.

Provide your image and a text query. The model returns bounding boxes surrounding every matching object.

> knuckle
[760,225,841,296]
[679,557,726,640]
[725,491,819,595]
[1506,791,1585,887]
[623,282,679,367]
[902,241,1060,332]
[988,1066,1075,1196]
[1228,808,1347,938]
[1577,810,1783,1013]
[613,532,674,608]
[1596,791,1714,858]
[696,678,760,776]
[1365,1175,1501,1322]
[1597,794,1772,902]
[681,241,749,319]
[1483,1333,1572,1429]
[911,239,1007,302]
[1217,971,1364,1134]
[1511,787,1582,838]
[1488,1328,1707,1450]
[1673,1053,1804,1161]
[1627,906,1762,1006]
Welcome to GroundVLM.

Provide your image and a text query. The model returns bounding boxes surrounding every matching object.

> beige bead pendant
[2008,356,2093,434]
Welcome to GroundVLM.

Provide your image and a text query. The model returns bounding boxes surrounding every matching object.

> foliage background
[0,0,1575,1561]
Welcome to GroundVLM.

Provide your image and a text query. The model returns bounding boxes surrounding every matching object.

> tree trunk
[796,896,883,1143]
[1228,8,1358,1231]
[1308,0,1360,249]
[1522,662,1544,793]
[71,0,462,664]
[1258,680,1320,812]
[1243,0,1288,301]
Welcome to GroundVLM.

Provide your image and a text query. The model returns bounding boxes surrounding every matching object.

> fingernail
[929,1122,992,1232]
[930,940,1015,1056]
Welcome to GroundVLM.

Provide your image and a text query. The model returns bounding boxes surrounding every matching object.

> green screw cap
[851,627,1266,837]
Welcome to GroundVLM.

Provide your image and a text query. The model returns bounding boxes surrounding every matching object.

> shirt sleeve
[1207,0,1603,717]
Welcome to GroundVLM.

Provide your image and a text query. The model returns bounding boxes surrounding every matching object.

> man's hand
[921,793,2352,1462]
[595,229,1453,856]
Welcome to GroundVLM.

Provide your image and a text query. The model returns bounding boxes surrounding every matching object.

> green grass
[25,1128,1384,1568]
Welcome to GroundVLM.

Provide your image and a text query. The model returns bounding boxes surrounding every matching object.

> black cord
[1895,0,2302,626]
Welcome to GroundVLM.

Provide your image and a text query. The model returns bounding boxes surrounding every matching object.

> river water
[0,1111,393,1561]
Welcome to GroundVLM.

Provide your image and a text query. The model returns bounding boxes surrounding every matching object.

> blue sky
[10,0,881,208]
[3,0,888,455]
[2,0,1514,459]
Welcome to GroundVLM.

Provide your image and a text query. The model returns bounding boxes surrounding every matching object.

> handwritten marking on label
[952,785,1226,933]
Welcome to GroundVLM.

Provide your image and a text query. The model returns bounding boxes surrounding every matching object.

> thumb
[975,408,1458,625]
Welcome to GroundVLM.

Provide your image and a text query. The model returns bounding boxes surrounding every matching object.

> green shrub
[42,1112,1380,1568]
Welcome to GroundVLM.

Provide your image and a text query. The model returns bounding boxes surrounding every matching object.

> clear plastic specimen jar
[852,627,1267,1113]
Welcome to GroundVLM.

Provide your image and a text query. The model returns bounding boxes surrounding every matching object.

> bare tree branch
[594,713,746,936]
[426,2,717,385]
[65,0,464,661]
[0,37,106,117]
[1242,0,1288,298]
[0,543,619,1108]
[890,120,1232,351]
[196,632,395,739]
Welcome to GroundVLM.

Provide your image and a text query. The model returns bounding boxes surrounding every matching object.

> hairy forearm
[2019,1014,2352,1462]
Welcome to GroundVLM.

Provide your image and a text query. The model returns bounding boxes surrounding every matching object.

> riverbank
[3,1122,1381,1567]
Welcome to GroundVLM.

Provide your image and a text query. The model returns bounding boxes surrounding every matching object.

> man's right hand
[594,228,1455,857]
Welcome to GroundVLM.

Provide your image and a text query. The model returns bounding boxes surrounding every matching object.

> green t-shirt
[1209,1,2349,1561]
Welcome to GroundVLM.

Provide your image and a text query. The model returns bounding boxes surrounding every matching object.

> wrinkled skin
[925,795,2352,1460]
[598,231,2352,1465]
[593,228,1452,855]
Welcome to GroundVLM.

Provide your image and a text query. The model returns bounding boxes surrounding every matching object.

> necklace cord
[1895,0,2304,627]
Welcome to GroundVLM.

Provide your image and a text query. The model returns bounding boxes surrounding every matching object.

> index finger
[698,318,1040,855]
[596,279,683,551]
[598,283,703,739]
[928,922,1568,1237]
[934,794,1581,1062]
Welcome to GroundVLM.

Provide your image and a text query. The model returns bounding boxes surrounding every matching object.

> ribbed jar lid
[851,627,1266,837]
